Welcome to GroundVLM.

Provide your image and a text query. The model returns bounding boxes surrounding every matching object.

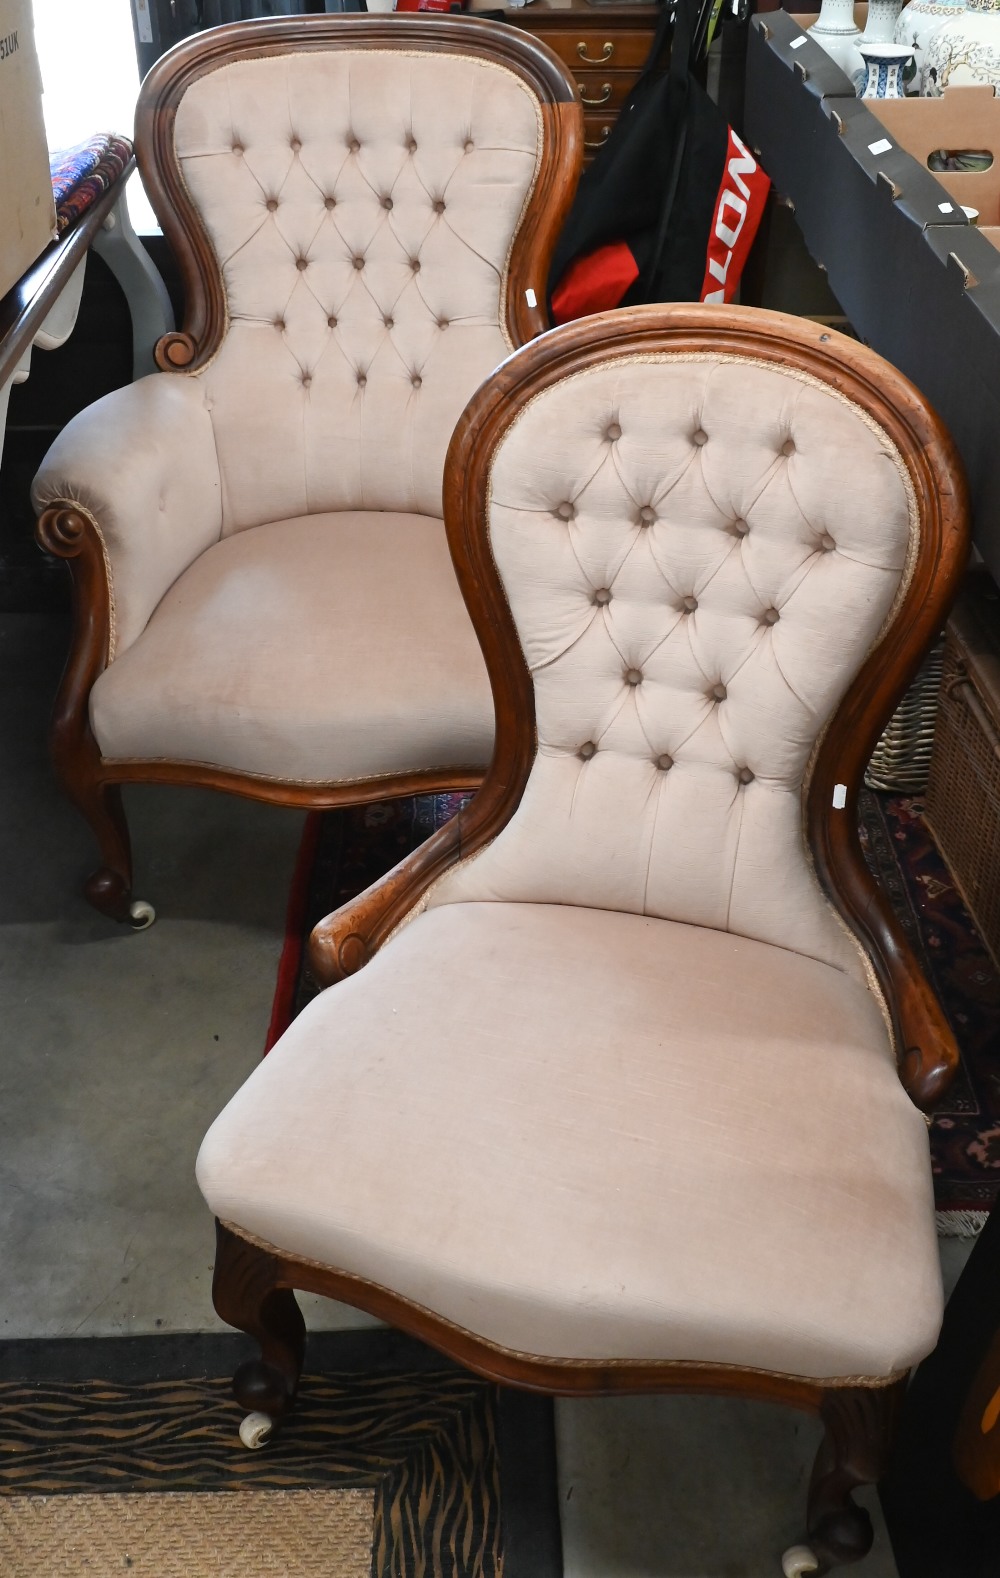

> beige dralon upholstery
[32,45,543,776]
[197,901,942,1379]
[429,356,916,981]
[90,512,494,780]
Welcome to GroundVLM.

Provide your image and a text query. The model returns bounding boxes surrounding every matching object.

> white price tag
[790,36,807,49]
[939,201,955,213]
[525,288,537,308]
[832,784,847,810]
[135,0,154,44]
[868,138,893,156]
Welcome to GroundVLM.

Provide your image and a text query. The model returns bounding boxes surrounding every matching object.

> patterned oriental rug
[270,792,1000,1223]
[0,1332,560,1578]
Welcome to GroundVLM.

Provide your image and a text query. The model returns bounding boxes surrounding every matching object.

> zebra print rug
[0,1330,560,1577]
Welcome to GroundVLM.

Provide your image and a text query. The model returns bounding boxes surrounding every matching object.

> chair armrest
[33,373,222,661]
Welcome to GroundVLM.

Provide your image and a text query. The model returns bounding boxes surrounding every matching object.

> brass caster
[238,1411,274,1450]
[782,1546,820,1578]
[128,899,156,930]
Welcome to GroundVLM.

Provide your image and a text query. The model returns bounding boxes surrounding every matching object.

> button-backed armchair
[32,14,581,927]
[196,304,968,1575]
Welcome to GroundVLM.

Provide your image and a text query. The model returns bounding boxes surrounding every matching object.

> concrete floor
[0,609,974,1577]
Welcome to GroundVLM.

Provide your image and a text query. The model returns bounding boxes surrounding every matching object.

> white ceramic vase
[862,0,905,42]
[895,0,967,87]
[810,0,865,83]
[924,0,1000,93]
[859,40,917,92]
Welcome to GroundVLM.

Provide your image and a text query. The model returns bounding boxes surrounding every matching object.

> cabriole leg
[213,1220,306,1449]
[785,1379,905,1575]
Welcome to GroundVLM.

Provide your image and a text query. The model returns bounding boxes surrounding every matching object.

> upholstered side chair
[32,14,581,927]
[196,304,968,1575]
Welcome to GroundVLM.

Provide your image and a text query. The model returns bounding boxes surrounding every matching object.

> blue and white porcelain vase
[859,40,917,93]
[924,0,1000,93]
[810,0,865,84]
[895,0,966,87]
[854,0,906,86]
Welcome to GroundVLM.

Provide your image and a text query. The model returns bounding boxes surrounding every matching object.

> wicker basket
[865,637,945,793]
[925,569,1000,971]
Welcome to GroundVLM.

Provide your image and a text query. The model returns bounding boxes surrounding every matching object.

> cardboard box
[0,0,57,300]
[870,85,1000,241]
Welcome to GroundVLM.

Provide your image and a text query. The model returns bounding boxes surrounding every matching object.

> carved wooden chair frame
[35,14,583,926]
[212,306,969,1575]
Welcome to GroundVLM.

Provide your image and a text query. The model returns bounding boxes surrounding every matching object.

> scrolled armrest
[309,815,466,988]
[33,372,222,661]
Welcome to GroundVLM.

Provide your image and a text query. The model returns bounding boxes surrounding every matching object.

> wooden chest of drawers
[470,1,660,159]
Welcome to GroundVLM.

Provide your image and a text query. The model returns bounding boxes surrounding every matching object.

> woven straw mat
[0,1488,374,1576]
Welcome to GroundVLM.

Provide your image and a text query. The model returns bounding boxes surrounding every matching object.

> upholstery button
[555,501,575,521]
[437,318,449,329]
[411,374,422,389]
[464,139,474,152]
[711,683,727,702]
[738,767,755,784]
[266,198,278,212]
[301,373,312,388]
[381,196,393,210]
[819,532,836,552]
[433,199,446,214]
[682,595,698,613]
[353,255,365,270]
[349,138,360,153]
[384,316,394,329]
[296,257,309,271]
[327,315,337,329]
[638,506,656,526]
[593,588,612,606]
[606,422,622,441]
[410,258,421,273]
[625,668,643,686]
[692,429,708,445]
[232,143,244,155]
[656,753,673,771]
[357,372,367,387]
[406,137,417,153]
[733,518,749,537]
[324,196,336,211]
[274,318,285,331]
[762,606,780,625]
[291,138,302,152]
[782,438,796,456]
[579,741,597,760]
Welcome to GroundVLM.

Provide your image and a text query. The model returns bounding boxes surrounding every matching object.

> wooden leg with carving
[797,1379,906,1574]
[73,778,137,924]
[213,1220,306,1449]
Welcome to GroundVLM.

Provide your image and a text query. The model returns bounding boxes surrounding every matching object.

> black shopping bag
[549,0,770,323]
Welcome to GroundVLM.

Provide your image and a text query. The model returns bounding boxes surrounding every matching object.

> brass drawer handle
[577,41,614,64]
[585,126,611,150]
[579,80,613,106]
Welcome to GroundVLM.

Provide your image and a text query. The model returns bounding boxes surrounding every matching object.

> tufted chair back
[427,308,954,988]
[138,16,578,532]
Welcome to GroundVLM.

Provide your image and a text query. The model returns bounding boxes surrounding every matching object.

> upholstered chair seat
[198,899,941,1381]
[89,512,494,781]
[32,15,581,924]
[196,305,969,1573]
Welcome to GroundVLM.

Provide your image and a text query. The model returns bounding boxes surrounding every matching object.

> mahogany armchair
[32,13,581,927]
[196,304,968,1575]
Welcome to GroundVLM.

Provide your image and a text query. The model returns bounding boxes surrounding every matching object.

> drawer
[583,113,615,155]
[573,71,635,111]
[534,29,655,72]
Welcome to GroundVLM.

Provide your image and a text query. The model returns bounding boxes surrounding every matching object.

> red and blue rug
[269,791,1000,1221]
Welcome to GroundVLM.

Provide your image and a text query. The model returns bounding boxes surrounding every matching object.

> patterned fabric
[859,792,1000,1212]
[49,135,133,234]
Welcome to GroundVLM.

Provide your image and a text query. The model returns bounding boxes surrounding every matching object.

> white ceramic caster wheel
[782,1545,820,1577]
[239,1411,273,1450]
[128,899,156,930]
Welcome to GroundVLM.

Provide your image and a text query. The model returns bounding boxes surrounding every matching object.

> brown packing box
[870,86,1000,248]
[0,0,56,300]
